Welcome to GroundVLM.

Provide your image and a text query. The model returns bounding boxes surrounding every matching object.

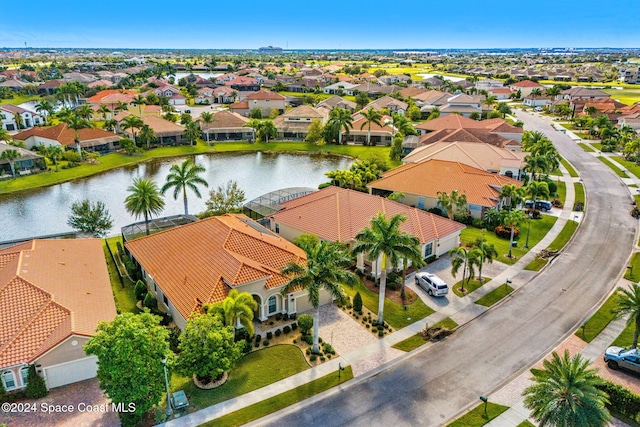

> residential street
[252,111,638,427]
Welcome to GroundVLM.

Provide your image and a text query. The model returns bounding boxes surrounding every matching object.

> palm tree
[359,107,383,146]
[428,107,441,120]
[473,233,497,281]
[328,108,354,145]
[133,94,146,117]
[138,124,157,149]
[450,246,482,294]
[184,121,201,146]
[545,86,561,98]
[585,105,598,117]
[35,100,53,125]
[613,283,640,349]
[522,131,547,152]
[208,289,258,339]
[281,239,358,353]
[530,88,542,106]
[124,177,165,236]
[116,100,129,113]
[121,115,144,143]
[391,112,415,136]
[499,184,524,210]
[353,213,422,325]
[504,210,525,258]
[1,148,21,177]
[0,128,10,142]
[200,111,213,145]
[102,119,118,132]
[436,190,468,220]
[483,95,497,111]
[523,350,610,427]
[497,102,512,118]
[62,115,93,155]
[525,181,550,204]
[524,153,548,181]
[75,104,94,121]
[256,120,277,143]
[161,158,208,215]
[45,145,64,172]
[97,104,111,121]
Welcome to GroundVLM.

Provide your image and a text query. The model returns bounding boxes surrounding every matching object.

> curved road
[254,112,638,427]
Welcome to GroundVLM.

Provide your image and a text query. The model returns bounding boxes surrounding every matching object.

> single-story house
[272,105,329,140]
[344,114,395,145]
[13,124,121,153]
[0,143,44,176]
[508,80,544,98]
[267,186,465,276]
[367,159,522,218]
[523,96,553,107]
[488,87,512,100]
[316,95,357,112]
[0,239,117,391]
[125,214,326,329]
[121,115,187,145]
[200,110,255,142]
[322,82,359,95]
[414,115,523,142]
[361,96,408,115]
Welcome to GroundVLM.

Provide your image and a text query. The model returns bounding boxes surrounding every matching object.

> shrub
[275,329,282,337]
[24,365,48,399]
[596,380,640,420]
[310,354,317,362]
[377,325,384,331]
[283,313,289,321]
[266,331,273,340]
[387,281,398,291]
[320,356,326,362]
[283,325,291,334]
[366,324,370,328]
[235,328,251,343]
[254,334,262,343]
[134,280,147,302]
[546,180,558,196]
[242,341,253,353]
[424,255,436,264]
[289,313,297,320]
[427,207,445,217]
[304,335,313,345]
[453,211,473,225]
[62,150,81,162]
[298,313,314,335]
[472,218,485,229]
[291,322,298,331]
[142,292,157,310]
[552,199,563,208]
[306,349,311,355]
[263,340,270,346]
[494,224,519,239]
[574,201,584,212]
[275,313,282,321]
[378,330,384,337]
[322,343,334,354]
[254,341,260,348]
[168,327,181,354]
[318,337,323,343]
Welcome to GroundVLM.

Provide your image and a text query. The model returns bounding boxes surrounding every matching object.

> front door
[417,196,425,209]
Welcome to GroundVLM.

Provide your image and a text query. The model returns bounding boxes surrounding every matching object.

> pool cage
[243,187,317,221]
[121,214,198,242]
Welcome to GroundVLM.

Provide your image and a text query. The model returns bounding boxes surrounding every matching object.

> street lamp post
[162,357,172,418]
[525,212,533,249]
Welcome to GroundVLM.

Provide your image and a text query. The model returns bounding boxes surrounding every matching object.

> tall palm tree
[525,181,550,204]
[161,158,208,215]
[121,115,144,143]
[524,153,548,181]
[281,239,358,354]
[450,246,482,294]
[75,104,94,121]
[473,233,497,281]
[0,128,10,142]
[63,115,93,155]
[200,111,213,145]
[613,283,640,349]
[45,145,64,172]
[353,213,422,325]
[530,88,542,106]
[328,108,354,144]
[102,119,118,132]
[138,124,157,149]
[499,183,524,210]
[208,289,258,339]
[522,131,547,152]
[436,190,468,220]
[391,112,415,136]
[184,121,201,146]
[359,107,383,146]
[497,102,512,118]
[124,177,165,235]
[256,120,277,143]
[1,148,21,177]
[523,350,610,427]
[504,210,525,258]
[97,104,111,121]
[35,100,53,125]
[116,100,129,113]
[133,94,146,117]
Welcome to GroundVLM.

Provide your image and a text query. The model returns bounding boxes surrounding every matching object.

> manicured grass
[591,142,604,151]
[612,156,640,180]
[605,88,640,105]
[579,143,596,152]
[560,156,579,177]
[598,156,629,178]
[524,258,548,271]
[392,334,428,352]
[341,280,435,329]
[475,284,515,307]
[555,180,566,204]
[516,421,536,427]
[547,220,579,252]
[560,123,575,130]
[0,141,391,195]
[0,94,41,105]
[168,345,309,412]
[452,278,490,297]
[460,216,557,265]
[574,182,585,210]
[103,237,138,314]
[624,252,640,282]
[550,169,562,177]
[446,402,509,427]
[575,290,621,343]
[202,366,353,427]
[612,322,635,348]
[433,317,458,330]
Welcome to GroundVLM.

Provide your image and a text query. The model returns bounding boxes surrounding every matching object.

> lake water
[1,152,351,242]
[416,73,467,82]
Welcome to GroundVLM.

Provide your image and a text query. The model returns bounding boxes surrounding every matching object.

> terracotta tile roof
[368,159,522,207]
[509,80,543,88]
[362,96,408,112]
[134,115,184,136]
[86,89,136,104]
[415,114,486,131]
[0,239,116,367]
[227,76,259,87]
[13,124,120,147]
[418,128,510,148]
[125,214,306,321]
[351,115,395,133]
[205,110,249,129]
[489,88,512,94]
[88,79,115,88]
[230,101,249,110]
[270,187,465,244]
[246,90,286,101]
[0,104,32,115]
[38,79,63,89]
[398,87,428,98]
[403,141,524,172]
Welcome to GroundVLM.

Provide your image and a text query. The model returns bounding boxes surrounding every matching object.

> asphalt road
[252,112,638,427]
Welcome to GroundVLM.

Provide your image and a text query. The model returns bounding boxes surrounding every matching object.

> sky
[1,1,639,50]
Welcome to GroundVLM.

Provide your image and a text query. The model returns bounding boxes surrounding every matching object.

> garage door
[43,356,98,389]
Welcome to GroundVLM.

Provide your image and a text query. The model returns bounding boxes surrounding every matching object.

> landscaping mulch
[361,277,418,305]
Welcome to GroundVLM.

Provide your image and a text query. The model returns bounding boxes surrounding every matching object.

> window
[268,295,277,314]
[424,242,433,258]
[275,223,280,233]
[163,294,169,306]
[20,367,29,387]
[2,371,16,390]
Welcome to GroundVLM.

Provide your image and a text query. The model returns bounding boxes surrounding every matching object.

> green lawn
[612,156,640,180]
[167,345,309,412]
[547,220,579,252]
[524,258,548,271]
[452,278,490,297]
[202,366,353,427]
[591,142,604,151]
[575,290,621,343]
[598,156,629,178]
[460,216,558,265]
[433,317,458,330]
[578,143,596,153]
[516,421,536,427]
[341,280,435,329]
[392,318,458,352]
[475,284,515,307]
[612,322,635,348]
[604,88,640,105]
[555,180,566,204]
[560,156,579,178]
[574,182,585,211]
[560,123,575,130]
[0,141,391,195]
[624,253,640,282]
[103,237,137,314]
[0,94,41,105]
[446,402,509,427]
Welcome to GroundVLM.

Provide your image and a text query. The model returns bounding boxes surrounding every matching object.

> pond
[1,152,351,242]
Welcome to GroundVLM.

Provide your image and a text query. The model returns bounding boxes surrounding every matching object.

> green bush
[353,292,363,313]
[298,313,314,335]
[168,327,181,354]
[597,381,640,420]
[263,340,270,346]
[142,292,157,310]
[291,322,298,331]
[242,341,253,354]
[275,329,282,337]
[24,365,48,399]
[494,224,519,239]
[62,150,81,162]
[310,354,317,362]
[283,325,291,334]
[304,335,313,345]
[134,280,147,302]
[546,179,558,196]
[266,331,273,340]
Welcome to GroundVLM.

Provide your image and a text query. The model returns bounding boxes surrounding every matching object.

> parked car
[525,200,552,212]
[604,346,640,373]
[534,106,543,112]
[415,272,449,297]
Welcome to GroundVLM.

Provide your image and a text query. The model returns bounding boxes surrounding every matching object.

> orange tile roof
[509,80,543,88]
[415,114,487,131]
[403,141,524,171]
[0,239,116,367]
[270,187,465,243]
[246,89,286,101]
[125,214,306,321]
[86,89,136,104]
[368,159,522,208]
[13,124,120,147]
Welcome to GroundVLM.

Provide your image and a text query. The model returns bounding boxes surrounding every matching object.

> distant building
[620,67,640,85]
[258,46,283,54]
